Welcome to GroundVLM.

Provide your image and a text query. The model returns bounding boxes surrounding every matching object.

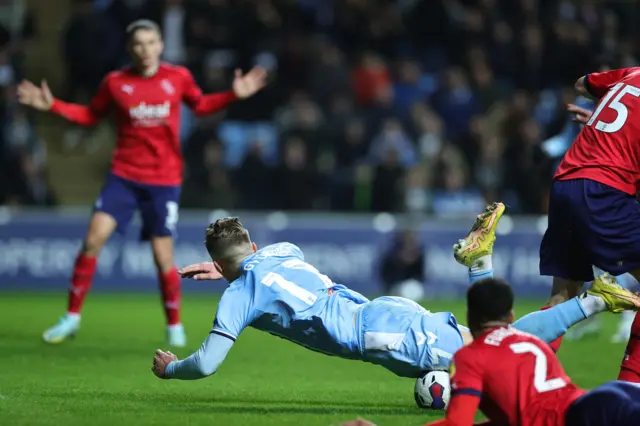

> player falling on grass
[16,20,267,347]
[423,278,640,426]
[149,212,640,381]
[552,98,640,384]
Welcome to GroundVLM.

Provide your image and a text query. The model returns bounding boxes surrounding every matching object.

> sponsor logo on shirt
[129,101,171,126]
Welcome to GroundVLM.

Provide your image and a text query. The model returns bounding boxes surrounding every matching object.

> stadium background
[5,0,637,296]
[1,1,639,426]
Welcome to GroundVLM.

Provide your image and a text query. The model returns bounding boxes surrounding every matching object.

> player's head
[126,20,163,70]
[205,217,257,280]
[466,278,515,336]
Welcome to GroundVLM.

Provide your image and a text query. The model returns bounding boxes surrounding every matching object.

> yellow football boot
[588,273,640,313]
[453,202,506,267]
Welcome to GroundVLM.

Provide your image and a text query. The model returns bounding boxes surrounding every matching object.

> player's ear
[508,310,515,324]
[251,242,257,253]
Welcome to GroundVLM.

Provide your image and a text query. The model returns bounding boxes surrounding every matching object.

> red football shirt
[555,67,640,195]
[425,327,584,426]
[50,63,237,186]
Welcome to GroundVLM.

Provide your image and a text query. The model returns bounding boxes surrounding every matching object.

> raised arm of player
[575,68,637,99]
[17,77,111,126]
[182,67,267,116]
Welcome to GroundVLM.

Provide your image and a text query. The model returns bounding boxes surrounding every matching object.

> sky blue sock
[618,273,639,291]
[469,255,494,284]
[469,270,493,283]
[512,297,587,343]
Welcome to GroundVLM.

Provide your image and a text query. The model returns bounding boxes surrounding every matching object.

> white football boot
[167,323,186,347]
[612,311,635,343]
[42,314,81,344]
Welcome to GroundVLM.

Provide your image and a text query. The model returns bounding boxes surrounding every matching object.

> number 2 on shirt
[588,82,640,133]
[510,342,567,393]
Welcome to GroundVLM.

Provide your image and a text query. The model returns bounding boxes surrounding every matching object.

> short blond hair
[205,217,251,261]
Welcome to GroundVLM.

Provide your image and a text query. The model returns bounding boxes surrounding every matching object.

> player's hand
[17,79,53,111]
[340,419,377,426]
[567,103,592,125]
[178,262,223,280]
[152,349,177,379]
[232,67,267,99]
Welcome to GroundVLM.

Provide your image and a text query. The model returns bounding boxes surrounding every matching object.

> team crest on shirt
[161,79,175,95]
[121,84,134,95]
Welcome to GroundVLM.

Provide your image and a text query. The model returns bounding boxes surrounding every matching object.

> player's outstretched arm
[152,333,234,380]
[183,67,267,116]
[17,79,53,111]
[178,262,223,280]
[18,78,110,126]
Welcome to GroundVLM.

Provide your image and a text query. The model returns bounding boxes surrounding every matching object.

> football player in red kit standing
[552,96,640,384]
[530,66,640,359]
[425,278,640,426]
[16,20,267,346]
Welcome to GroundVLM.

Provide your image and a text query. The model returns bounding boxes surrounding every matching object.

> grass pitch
[0,293,628,426]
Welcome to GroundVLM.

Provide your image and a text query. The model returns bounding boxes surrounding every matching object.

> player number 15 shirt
[555,67,640,195]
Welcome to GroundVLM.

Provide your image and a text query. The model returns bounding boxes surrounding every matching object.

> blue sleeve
[211,276,257,341]
[164,333,234,380]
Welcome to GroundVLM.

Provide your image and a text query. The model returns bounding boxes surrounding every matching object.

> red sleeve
[424,349,486,426]
[181,68,237,116]
[50,76,112,126]
[423,394,479,426]
[449,348,483,398]
[585,68,638,98]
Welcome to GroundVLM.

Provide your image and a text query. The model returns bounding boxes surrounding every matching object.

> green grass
[0,293,629,426]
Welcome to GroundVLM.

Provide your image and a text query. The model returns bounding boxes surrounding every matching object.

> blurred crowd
[0,1,56,207]
[6,0,640,214]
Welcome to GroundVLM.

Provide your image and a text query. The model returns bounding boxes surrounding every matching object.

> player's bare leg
[43,212,117,344]
[151,236,185,347]
[547,277,583,307]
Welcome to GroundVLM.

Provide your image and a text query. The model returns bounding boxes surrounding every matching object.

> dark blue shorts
[95,173,181,241]
[565,381,640,426]
[539,178,640,282]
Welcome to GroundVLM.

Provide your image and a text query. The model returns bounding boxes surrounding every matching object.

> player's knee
[82,229,111,256]
[82,235,106,256]
[151,237,174,273]
[82,213,116,256]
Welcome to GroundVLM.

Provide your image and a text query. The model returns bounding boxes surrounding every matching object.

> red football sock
[540,305,564,352]
[68,253,97,314]
[619,312,640,382]
[159,267,181,326]
[618,368,640,383]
